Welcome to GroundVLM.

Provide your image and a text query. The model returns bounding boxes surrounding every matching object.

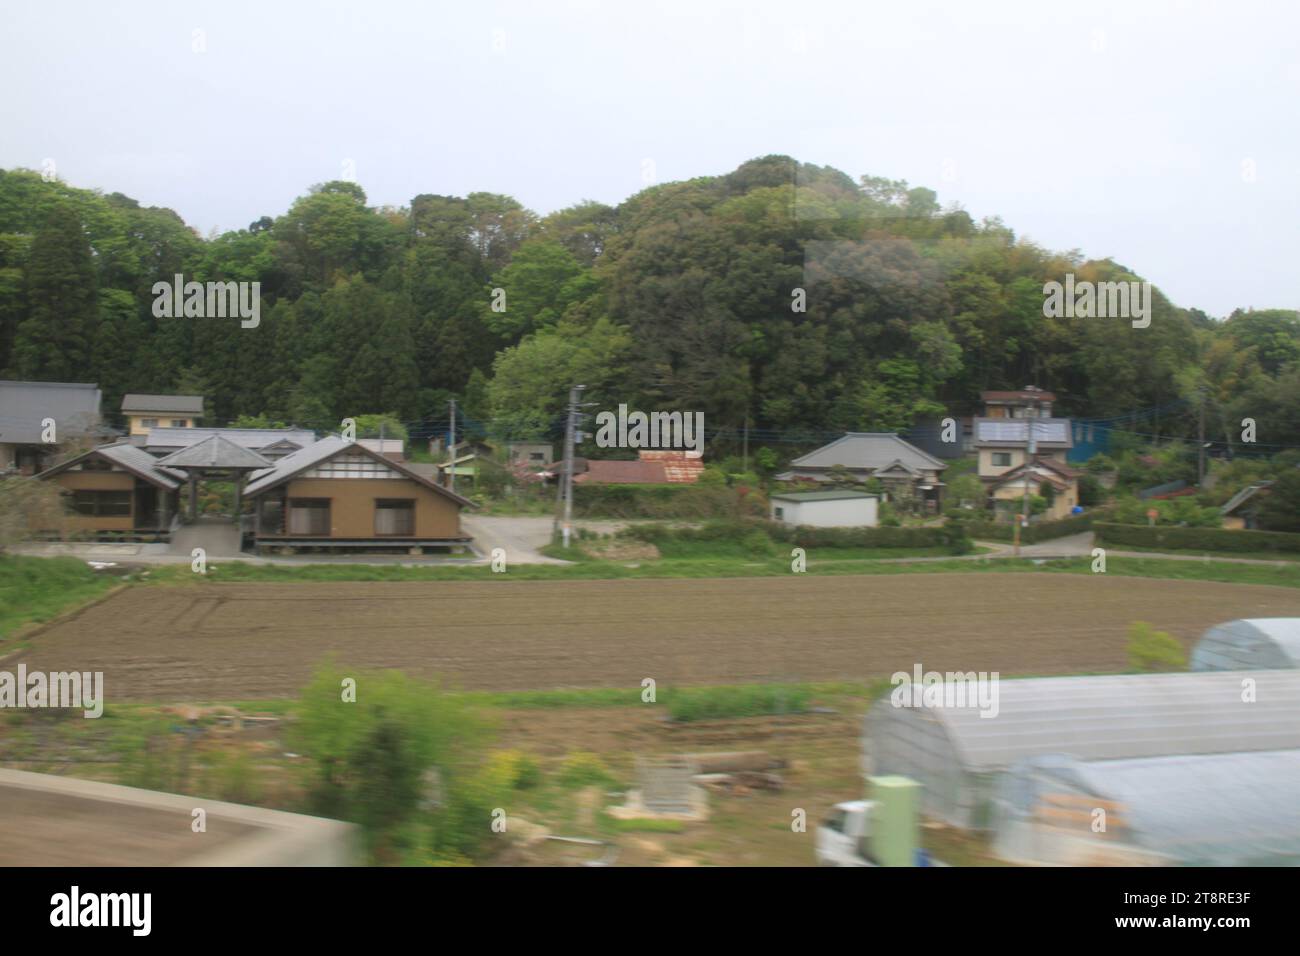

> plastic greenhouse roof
[999,750,1300,866]
[868,671,1300,771]
[1191,618,1300,671]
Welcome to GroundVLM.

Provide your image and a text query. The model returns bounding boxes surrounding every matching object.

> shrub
[664,684,812,722]
[1126,621,1187,672]
[556,751,614,789]
[286,662,489,860]
[1094,522,1300,554]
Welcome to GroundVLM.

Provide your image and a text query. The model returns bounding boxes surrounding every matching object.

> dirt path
[13,574,1300,701]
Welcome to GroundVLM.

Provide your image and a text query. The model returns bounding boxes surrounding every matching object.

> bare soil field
[12,574,1300,702]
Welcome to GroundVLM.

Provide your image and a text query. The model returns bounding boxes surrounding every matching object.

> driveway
[461,514,631,565]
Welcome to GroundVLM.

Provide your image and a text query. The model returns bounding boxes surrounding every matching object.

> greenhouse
[1190,618,1300,671]
[864,671,1300,829]
[990,750,1300,867]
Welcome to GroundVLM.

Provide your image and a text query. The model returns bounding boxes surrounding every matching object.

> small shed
[1191,618,1300,671]
[769,490,878,528]
[991,750,1300,867]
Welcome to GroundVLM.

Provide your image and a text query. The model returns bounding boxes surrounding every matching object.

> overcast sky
[2,0,1296,317]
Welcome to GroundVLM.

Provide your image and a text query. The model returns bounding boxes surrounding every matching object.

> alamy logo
[889,664,1000,718]
[0,666,104,718]
[594,404,704,451]
[1042,274,1151,328]
[50,886,151,936]
[152,273,260,328]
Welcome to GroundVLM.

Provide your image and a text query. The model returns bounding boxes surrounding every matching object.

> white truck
[814,800,879,867]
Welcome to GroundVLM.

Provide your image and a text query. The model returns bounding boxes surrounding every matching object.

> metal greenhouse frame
[1191,618,1300,671]
[990,750,1300,867]
[864,671,1300,829]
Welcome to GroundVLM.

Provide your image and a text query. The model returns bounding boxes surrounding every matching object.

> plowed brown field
[13,574,1300,701]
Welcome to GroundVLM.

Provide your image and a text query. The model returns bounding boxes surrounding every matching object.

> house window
[141,418,158,428]
[529,452,545,462]
[374,499,415,536]
[288,498,330,535]
[992,452,1012,467]
[171,419,188,427]
[71,490,131,517]
[774,506,784,520]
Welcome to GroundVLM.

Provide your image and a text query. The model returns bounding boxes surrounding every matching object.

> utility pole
[1012,397,1039,558]
[1197,386,1206,486]
[742,411,749,474]
[559,385,585,548]
[448,398,457,493]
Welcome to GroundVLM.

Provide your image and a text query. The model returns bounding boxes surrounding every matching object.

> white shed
[769,490,878,528]
[1190,618,1300,671]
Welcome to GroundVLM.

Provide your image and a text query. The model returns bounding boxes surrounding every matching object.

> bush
[663,684,811,722]
[286,662,489,861]
[964,509,1105,543]
[1126,622,1187,672]
[572,483,742,519]
[1094,522,1300,554]
[556,751,615,789]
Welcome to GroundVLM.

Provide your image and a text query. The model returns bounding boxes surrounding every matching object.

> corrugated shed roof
[1220,481,1273,515]
[868,670,1300,773]
[790,433,947,472]
[770,490,877,502]
[981,389,1056,403]
[0,380,102,445]
[638,449,703,483]
[1191,618,1300,671]
[120,394,205,414]
[156,435,272,470]
[575,459,669,484]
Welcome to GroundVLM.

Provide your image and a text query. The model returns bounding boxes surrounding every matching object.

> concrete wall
[0,769,359,867]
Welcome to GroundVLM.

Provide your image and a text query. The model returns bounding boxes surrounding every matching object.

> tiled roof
[0,380,102,445]
[244,435,474,506]
[789,433,947,472]
[156,435,273,470]
[145,426,317,451]
[36,441,184,491]
[121,394,205,414]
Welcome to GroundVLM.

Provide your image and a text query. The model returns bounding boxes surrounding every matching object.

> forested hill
[1,156,1297,449]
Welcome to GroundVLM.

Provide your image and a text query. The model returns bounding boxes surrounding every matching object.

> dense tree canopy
[0,158,1295,457]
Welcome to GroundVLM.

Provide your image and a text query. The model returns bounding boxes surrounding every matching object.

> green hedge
[623,518,970,552]
[572,484,747,519]
[1094,522,1300,554]
[962,509,1108,544]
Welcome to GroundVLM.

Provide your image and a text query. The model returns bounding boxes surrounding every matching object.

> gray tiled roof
[0,380,102,445]
[120,394,205,414]
[156,435,273,470]
[36,441,185,491]
[145,426,317,451]
[789,433,947,472]
[244,435,475,508]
